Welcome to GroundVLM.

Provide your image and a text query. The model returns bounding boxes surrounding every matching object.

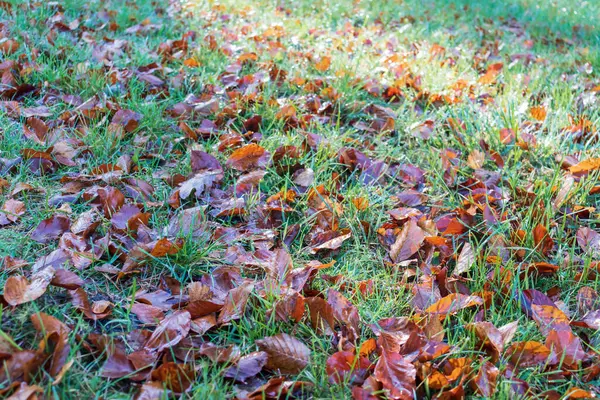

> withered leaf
[328,289,361,343]
[454,242,475,275]
[568,158,600,175]
[131,303,165,324]
[389,219,425,263]
[31,215,71,243]
[112,109,142,133]
[506,341,556,368]
[373,350,416,400]
[0,199,25,226]
[223,351,268,383]
[306,296,335,335]
[151,362,194,393]
[50,268,84,290]
[217,282,253,325]
[424,293,483,316]
[3,266,55,306]
[226,143,270,172]
[326,351,372,385]
[470,360,499,397]
[144,310,191,352]
[69,288,113,320]
[533,224,554,256]
[256,333,310,375]
[31,312,71,377]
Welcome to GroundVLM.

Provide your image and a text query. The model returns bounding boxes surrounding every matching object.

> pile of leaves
[0,0,600,398]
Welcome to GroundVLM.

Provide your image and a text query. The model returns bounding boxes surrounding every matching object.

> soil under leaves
[1,0,600,399]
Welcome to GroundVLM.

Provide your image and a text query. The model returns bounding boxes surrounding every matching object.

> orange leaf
[506,341,555,367]
[183,58,200,67]
[425,293,483,316]
[569,158,600,175]
[478,62,503,84]
[530,105,547,121]
[314,56,331,72]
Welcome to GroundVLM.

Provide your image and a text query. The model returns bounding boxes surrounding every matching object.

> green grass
[1,0,599,398]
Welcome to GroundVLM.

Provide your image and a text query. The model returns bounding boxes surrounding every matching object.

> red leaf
[328,289,361,343]
[370,317,424,355]
[545,329,586,367]
[306,296,335,335]
[466,321,504,362]
[269,291,305,323]
[373,350,416,400]
[326,351,372,384]
[470,360,499,396]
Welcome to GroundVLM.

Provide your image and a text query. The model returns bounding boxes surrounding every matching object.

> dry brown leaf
[3,267,55,306]
[256,333,310,375]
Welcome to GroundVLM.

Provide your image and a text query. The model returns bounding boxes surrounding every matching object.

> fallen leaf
[315,56,331,72]
[373,350,416,400]
[569,158,600,175]
[224,351,268,383]
[389,219,425,263]
[3,267,55,306]
[424,293,483,316]
[326,350,372,385]
[31,215,71,243]
[217,282,253,324]
[226,143,270,172]
[506,341,556,368]
[454,243,475,275]
[144,310,191,352]
[256,333,310,375]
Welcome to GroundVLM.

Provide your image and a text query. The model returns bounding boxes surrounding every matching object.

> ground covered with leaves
[1,0,600,398]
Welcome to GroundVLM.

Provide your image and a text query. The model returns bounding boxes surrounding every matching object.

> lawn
[1,0,600,398]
